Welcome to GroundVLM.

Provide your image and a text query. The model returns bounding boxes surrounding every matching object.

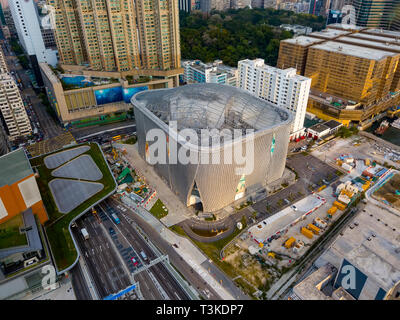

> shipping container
[328,206,337,214]
[284,237,296,249]
[301,227,313,239]
[308,224,320,235]
[333,200,346,211]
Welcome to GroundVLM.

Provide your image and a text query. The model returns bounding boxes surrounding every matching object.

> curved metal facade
[132,84,292,212]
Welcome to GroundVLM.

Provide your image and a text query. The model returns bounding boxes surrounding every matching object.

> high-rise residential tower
[0,47,32,140]
[238,59,311,140]
[48,0,181,74]
[0,74,32,140]
[351,0,400,31]
[8,0,58,86]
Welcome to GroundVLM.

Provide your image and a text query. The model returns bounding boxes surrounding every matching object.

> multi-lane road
[72,199,192,300]
[73,213,132,299]
[98,200,191,300]
[106,198,229,300]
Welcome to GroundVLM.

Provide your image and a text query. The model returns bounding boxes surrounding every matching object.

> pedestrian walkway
[114,143,195,226]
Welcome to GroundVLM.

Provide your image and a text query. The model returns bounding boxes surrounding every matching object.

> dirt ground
[373,173,400,209]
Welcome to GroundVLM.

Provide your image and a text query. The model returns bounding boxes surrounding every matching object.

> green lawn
[31,143,116,271]
[123,136,137,145]
[149,199,168,219]
[169,221,246,280]
[0,215,27,249]
[169,225,187,237]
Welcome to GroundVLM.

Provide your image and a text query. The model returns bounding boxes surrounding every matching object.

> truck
[81,228,89,240]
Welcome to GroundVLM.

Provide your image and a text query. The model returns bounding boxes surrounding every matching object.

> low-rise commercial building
[40,63,177,126]
[182,60,238,86]
[0,148,52,300]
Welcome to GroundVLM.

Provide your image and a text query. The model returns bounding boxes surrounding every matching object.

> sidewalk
[78,257,99,300]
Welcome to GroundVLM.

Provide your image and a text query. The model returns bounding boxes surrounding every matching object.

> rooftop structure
[0,149,48,225]
[315,202,400,299]
[310,41,398,60]
[337,36,400,52]
[32,143,117,272]
[278,35,324,46]
[348,32,400,44]
[0,148,33,187]
[326,23,367,32]
[308,29,350,40]
[293,263,338,300]
[133,83,293,213]
[363,28,400,39]
[39,62,174,125]
[134,83,290,136]
[182,60,238,87]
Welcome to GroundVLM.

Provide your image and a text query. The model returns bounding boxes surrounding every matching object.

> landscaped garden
[30,143,116,272]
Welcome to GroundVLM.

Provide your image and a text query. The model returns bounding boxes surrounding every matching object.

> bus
[111,213,120,224]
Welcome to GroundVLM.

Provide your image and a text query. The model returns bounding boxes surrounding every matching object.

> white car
[290,205,298,211]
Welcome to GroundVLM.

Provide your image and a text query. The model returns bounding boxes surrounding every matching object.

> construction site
[372,173,400,210]
[103,142,163,216]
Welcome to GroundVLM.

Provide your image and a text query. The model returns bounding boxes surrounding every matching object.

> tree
[179,8,325,67]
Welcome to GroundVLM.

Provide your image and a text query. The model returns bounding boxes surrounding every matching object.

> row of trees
[179,8,326,67]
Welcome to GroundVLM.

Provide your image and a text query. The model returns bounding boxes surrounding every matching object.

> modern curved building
[132,83,293,212]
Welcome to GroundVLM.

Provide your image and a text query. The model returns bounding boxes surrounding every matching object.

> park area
[149,199,168,219]
[30,143,116,272]
[372,172,400,210]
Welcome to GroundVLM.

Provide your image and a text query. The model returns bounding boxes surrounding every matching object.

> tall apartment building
[8,0,58,87]
[0,46,31,140]
[182,60,238,86]
[3,7,17,39]
[48,0,181,74]
[179,0,198,11]
[238,59,311,139]
[277,26,400,127]
[0,74,32,139]
[0,47,8,74]
[351,0,400,31]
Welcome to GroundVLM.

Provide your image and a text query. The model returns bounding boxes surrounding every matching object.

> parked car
[131,257,138,266]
